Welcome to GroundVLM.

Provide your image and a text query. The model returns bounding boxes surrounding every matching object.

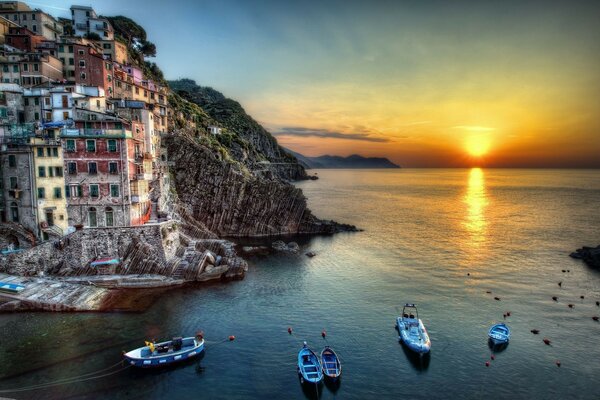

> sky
[39,0,600,167]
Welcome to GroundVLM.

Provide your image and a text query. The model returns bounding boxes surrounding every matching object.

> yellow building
[30,136,68,240]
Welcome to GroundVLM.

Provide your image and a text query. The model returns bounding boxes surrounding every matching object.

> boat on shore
[124,334,204,368]
[320,346,342,380]
[298,342,323,384]
[488,323,511,345]
[396,303,431,354]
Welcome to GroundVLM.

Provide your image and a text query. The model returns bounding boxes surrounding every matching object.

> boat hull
[320,347,342,380]
[397,317,431,354]
[124,337,204,368]
[488,324,510,345]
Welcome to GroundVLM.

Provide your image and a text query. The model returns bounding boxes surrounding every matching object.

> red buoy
[485,361,490,367]
[556,360,561,367]
[321,330,327,338]
[288,327,293,334]
[506,311,511,317]
[543,338,551,345]
[490,354,495,360]
[229,335,235,341]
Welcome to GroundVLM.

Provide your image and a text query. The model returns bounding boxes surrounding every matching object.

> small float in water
[124,334,204,368]
[488,323,511,345]
[298,342,323,384]
[396,303,431,354]
[320,346,342,380]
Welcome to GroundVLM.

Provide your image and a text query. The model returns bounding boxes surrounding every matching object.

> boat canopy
[90,258,120,267]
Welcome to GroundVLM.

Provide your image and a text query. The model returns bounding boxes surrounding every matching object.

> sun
[465,136,491,157]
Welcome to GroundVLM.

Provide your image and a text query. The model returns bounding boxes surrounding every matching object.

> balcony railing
[61,128,126,136]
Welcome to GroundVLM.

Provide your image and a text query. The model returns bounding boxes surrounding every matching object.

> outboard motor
[172,337,183,351]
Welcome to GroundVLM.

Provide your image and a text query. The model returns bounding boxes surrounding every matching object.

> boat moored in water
[488,323,511,345]
[124,334,204,368]
[320,346,342,380]
[396,303,431,354]
[298,342,323,384]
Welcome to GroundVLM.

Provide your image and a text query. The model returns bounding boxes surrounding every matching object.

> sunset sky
[45,0,600,167]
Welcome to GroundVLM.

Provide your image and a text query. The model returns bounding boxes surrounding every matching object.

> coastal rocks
[241,246,271,256]
[570,245,600,269]
[306,251,317,258]
[272,240,300,253]
[164,133,358,237]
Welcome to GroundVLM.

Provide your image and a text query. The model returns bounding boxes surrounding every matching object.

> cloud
[273,127,391,142]
[452,126,496,132]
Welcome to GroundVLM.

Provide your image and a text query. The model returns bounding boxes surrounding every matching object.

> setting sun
[465,136,491,157]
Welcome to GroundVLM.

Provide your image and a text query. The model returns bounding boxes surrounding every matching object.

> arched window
[88,207,97,227]
[10,202,19,222]
[105,207,114,227]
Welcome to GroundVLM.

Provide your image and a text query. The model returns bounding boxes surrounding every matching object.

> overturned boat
[124,334,204,368]
[396,303,431,354]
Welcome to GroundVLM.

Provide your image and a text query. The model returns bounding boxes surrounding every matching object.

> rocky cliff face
[164,132,355,237]
[168,79,307,181]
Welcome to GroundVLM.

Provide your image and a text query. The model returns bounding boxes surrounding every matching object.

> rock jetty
[570,245,600,269]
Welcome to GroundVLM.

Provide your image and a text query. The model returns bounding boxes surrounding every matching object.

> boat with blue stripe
[124,334,204,368]
[298,342,323,384]
[0,282,26,294]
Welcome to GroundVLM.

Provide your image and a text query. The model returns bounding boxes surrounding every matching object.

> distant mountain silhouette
[286,149,400,169]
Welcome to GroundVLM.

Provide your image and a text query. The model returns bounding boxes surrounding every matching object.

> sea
[1,169,599,399]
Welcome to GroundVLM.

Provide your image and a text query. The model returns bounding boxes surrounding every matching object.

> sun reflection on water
[464,168,488,244]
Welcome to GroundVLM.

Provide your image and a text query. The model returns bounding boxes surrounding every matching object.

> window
[2,65,7,72]
[34,97,39,106]
[37,187,45,198]
[69,185,82,198]
[68,45,73,53]
[32,25,37,32]
[46,147,52,157]
[13,65,18,72]
[69,58,74,65]
[78,50,84,55]
[10,202,18,222]
[89,184,99,198]
[105,207,114,227]
[66,139,75,152]
[32,13,36,20]
[55,167,63,177]
[88,207,97,227]
[80,72,86,80]
[88,162,97,175]
[68,162,77,174]
[63,112,69,120]
[79,60,85,67]
[108,162,118,174]
[54,187,62,199]
[52,148,58,157]
[37,147,43,157]
[44,97,50,106]
[34,112,40,120]
[110,184,119,197]
[107,139,117,152]
[22,14,26,20]
[8,155,16,167]
[49,167,54,177]
[65,184,70,198]
[103,43,111,49]
[59,45,64,52]
[86,140,96,152]
[23,63,28,71]
[135,87,139,94]
[38,166,46,177]
[9,177,18,189]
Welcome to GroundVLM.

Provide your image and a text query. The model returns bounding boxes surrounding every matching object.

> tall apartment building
[0,1,63,40]
[70,5,114,40]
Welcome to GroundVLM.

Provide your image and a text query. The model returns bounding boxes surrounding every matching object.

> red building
[73,44,113,96]
[5,26,45,52]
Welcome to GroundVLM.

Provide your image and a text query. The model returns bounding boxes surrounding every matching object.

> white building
[70,5,114,40]
[208,125,222,135]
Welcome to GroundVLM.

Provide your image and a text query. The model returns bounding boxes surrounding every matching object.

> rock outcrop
[570,246,600,269]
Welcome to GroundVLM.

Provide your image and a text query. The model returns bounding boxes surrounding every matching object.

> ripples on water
[1,169,599,399]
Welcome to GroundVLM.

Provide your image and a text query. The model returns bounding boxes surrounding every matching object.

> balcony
[61,128,127,137]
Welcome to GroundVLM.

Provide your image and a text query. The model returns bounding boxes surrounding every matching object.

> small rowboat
[488,323,510,345]
[320,346,341,380]
[124,335,204,368]
[298,342,323,384]
[396,303,431,354]
[0,282,25,294]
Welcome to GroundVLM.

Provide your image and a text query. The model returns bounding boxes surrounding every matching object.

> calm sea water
[1,169,600,399]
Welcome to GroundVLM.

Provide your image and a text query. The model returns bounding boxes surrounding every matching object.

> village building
[18,52,62,87]
[70,5,114,40]
[4,26,44,52]
[0,1,64,41]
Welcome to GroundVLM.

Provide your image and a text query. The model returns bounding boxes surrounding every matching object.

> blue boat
[0,282,26,294]
[488,323,511,345]
[320,346,342,380]
[298,342,323,384]
[124,335,204,368]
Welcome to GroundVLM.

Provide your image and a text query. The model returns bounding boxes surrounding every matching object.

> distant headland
[286,150,400,169]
